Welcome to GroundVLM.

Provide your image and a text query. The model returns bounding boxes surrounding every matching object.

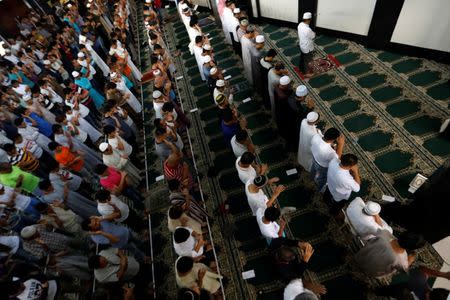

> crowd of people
[0,0,449,299]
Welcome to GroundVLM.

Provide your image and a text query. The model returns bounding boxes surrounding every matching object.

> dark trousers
[231,33,242,58]
[123,186,145,210]
[323,188,348,216]
[299,51,313,74]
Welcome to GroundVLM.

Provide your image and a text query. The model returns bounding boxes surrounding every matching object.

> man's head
[176,256,194,274]
[302,12,312,24]
[266,49,277,60]
[235,129,249,144]
[168,179,181,191]
[240,152,255,166]
[323,128,340,142]
[52,124,63,134]
[397,232,425,252]
[13,117,25,127]
[0,163,13,174]
[174,227,190,244]
[168,205,184,220]
[340,154,358,169]
[99,143,112,154]
[306,112,319,125]
[103,125,116,137]
[38,179,54,194]
[363,201,381,216]
[264,206,281,222]
[81,218,100,232]
[294,292,319,300]
[95,189,111,203]
[35,202,51,214]
[20,225,38,240]
[94,164,109,177]
[295,85,308,100]
[88,255,108,269]
[3,143,17,155]
[48,141,61,152]
[253,175,268,188]
[255,35,265,50]
[279,76,291,89]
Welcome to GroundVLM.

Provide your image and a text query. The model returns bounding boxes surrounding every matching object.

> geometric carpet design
[149,8,448,300]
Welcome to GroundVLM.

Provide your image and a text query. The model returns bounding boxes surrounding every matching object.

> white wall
[391,0,450,52]
[316,0,377,36]
[259,0,298,23]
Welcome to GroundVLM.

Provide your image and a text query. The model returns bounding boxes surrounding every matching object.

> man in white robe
[193,36,206,81]
[241,25,257,85]
[298,111,321,172]
[267,62,287,120]
[221,0,235,45]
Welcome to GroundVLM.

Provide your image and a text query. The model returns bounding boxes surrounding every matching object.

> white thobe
[267,69,280,119]
[221,7,234,44]
[85,41,110,77]
[297,119,321,171]
[193,45,206,81]
[241,36,254,85]
[114,78,142,113]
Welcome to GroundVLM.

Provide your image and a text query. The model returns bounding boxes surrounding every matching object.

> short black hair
[174,227,190,243]
[267,49,277,58]
[340,154,358,167]
[195,35,203,44]
[88,255,102,269]
[162,101,174,112]
[176,256,194,273]
[103,125,116,135]
[169,206,184,219]
[154,44,162,50]
[323,128,340,141]
[240,152,255,165]
[430,288,450,300]
[81,219,92,231]
[94,164,108,175]
[48,141,60,151]
[46,159,60,172]
[168,179,180,191]
[52,124,62,133]
[221,108,234,122]
[397,232,425,252]
[35,202,49,213]
[38,179,52,191]
[235,129,248,142]
[264,207,281,222]
[13,117,24,126]
[2,143,15,153]
[95,189,111,202]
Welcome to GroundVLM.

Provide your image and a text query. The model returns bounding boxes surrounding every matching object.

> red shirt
[99,167,123,191]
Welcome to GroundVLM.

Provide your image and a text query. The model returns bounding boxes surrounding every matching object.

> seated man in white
[235,151,267,184]
[346,197,393,240]
[231,129,255,158]
[173,226,216,268]
[245,175,285,216]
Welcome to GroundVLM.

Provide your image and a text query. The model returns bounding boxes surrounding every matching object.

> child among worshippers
[168,205,203,234]
[245,175,285,216]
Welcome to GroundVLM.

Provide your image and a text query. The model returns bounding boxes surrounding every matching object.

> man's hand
[198,268,206,282]
[337,134,345,144]
[274,185,286,195]
[303,281,327,295]
[259,163,268,175]
[301,243,314,263]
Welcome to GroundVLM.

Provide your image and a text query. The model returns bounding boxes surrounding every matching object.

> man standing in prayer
[268,62,288,120]
[241,25,257,85]
[297,12,315,77]
[250,35,265,93]
[298,111,321,172]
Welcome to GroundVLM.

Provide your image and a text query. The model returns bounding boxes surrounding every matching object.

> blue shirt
[91,220,129,248]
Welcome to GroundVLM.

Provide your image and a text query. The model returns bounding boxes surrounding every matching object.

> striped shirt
[8,148,39,172]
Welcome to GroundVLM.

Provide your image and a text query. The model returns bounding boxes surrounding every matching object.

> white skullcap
[23,94,32,101]
[240,19,249,26]
[216,80,225,87]
[77,52,85,58]
[145,0,151,3]
[279,75,291,85]
[303,12,312,19]
[43,60,51,65]
[41,89,50,96]
[364,201,381,216]
[153,69,161,76]
[86,3,91,8]
[88,0,93,2]
[233,8,240,13]
[203,44,212,51]
[203,55,211,63]
[210,67,218,75]
[110,72,118,78]
[181,3,188,9]
[21,226,37,239]
[72,71,80,78]
[153,90,162,98]
[99,142,109,152]
[109,49,115,56]
[67,3,72,8]
[306,112,319,122]
[295,85,308,97]
[255,35,265,44]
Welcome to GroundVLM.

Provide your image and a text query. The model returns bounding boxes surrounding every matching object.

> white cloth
[16,278,57,300]
[18,125,51,153]
[153,101,164,119]
[193,45,206,81]
[284,279,315,300]
[0,236,20,256]
[310,135,337,168]
[256,207,280,239]
[297,22,315,53]
[297,119,321,171]
[85,41,110,76]
[230,136,247,158]
[0,186,31,211]
[187,26,202,54]
[221,7,234,44]
[97,195,129,223]
[245,179,268,216]
[66,111,102,143]
[241,36,254,85]
[16,138,43,159]
[235,157,257,184]
[173,226,204,258]
[346,197,393,240]
[327,158,360,202]
[268,69,281,119]
[48,169,82,191]
[108,136,132,157]
[114,78,142,113]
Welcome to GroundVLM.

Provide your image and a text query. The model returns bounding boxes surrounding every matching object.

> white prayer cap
[99,142,109,152]
[41,89,50,96]
[110,72,118,78]
[67,3,72,8]
[203,55,211,63]
[153,90,162,99]
[72,71,80,78]
[181,3,188,9]
[203,44,212,51]
[233,8,240,13]
[216,80,225,87]
[364,201,381,216]
[144,21,149,25]
[279,75,291,86]
[23,94,32,101]
[240,19,249,26]
[88,0,94,2]
[145,0,152,3]
[109,49,115,56]
[43,60,51,65]
[21,226,37,239]
[303,12,312,19]
[77,52,85,58]
[306,112,319,122]
[86,3,91,8]
[295,85,308,97]
[210,67,218,75]
[255,35,265,44]
[153,69,161,76]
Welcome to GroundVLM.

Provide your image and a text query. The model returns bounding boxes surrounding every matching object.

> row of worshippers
[0,0,156,299]
[147,1,226,299]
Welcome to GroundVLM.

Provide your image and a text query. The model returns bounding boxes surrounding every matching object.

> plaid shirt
[22,225,72,260]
